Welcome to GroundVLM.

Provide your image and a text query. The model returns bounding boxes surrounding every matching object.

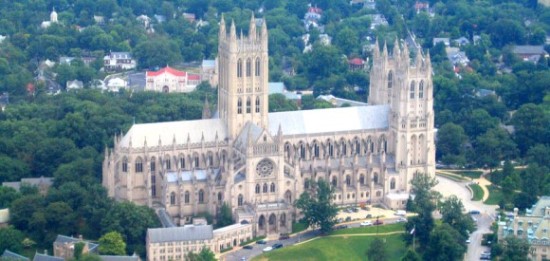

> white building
[103,52,136,71]
[145,66,201,93]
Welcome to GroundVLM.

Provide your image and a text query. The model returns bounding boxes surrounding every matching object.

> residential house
[475,89,496,98]
[53,235,99,259]
[0,92,8,112]
[268,82,301,103]
[0,35,6,43]
[66,80,84,90]
[446,47,470,66]
[59,56,96,66]
[41,9,58,29]
[2,250,29,261]
[0,208,9,226]
[2,176,54,195]
[414,1,429,13]
[103,52,136,71]
[33,252,63,261]
[348,58,366,71]
[145,66,201,93]
[154,15,166,23]
[319,34,332,46]
[433,37,450,47]
[498,197,550,261]
[369,14,388,29]
[512,45,548,63]
[453,37,470,46]
[107,77,128,91]
[183,13,196,23]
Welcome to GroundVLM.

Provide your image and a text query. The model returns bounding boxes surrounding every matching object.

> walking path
[436,169,492,202]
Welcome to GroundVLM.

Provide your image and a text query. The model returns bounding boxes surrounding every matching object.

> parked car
[263,246,273,252]
[465,239,471,244]
[256,239,267,244]
[272,243,283,249]
[243,245,253,250]
[337,218,343,223]
[366,214,372,218]
[374,220,384,225]
[470,210,481,215]
[353,208,359,212]
[279,233,290,240]
[334,225,348,230]
[345,216,352,222]
[397,217,407,223]
[360,221,373,227]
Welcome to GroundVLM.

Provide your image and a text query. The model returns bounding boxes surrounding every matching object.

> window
[373,173,379,184]
[135,158,143,172]
[255,97,260,113]
[218,192,222,202]
[246,58,251,77]
[355,139,361,155]
[359,174,365,185]
[150,160,156,172]
[270,183,275,192]
[237,59,242,77]
[332,176,337,187]
[237,98,242,114]
[194,155,199,168]
[328,143,334,157]
[165,158,171,170]
[410,81,415,99]
[238,194,243,206]
[184,191,190,204]
[256,184,260,194]
[390,178,396,189]
[170,192,176,205]
[314,143,320,158]
[255,58,260,76]
[419,81,424,99]
[246,97,251,113]
[122,158,128,172]
[263,183,268,193]
[388,71,393,88]
[151,175,156,197]
[304,179,310,189]
[198,189,204,204]
[346,175,351,186]
[180,157,185,169]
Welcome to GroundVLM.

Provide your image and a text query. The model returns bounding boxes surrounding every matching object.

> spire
[402,39,410,61]
[219,14,226,40]
[277,123,283,137]
[261,18,268,48]
[373,38,380,58]
[230,19,236,40]
[416,46,423,67]
[393,38,400,57]
[249,13,256,40]
[382,41,388,58]
[202,96,211,119]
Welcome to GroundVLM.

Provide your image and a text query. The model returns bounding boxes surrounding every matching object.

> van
[395,210,406,216]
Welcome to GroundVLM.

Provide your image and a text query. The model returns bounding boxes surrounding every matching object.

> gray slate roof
[99,255,140,261]
[32,253,63,261]
[147,225,214,243]
[54,235,99,252]
[2,250,30,261]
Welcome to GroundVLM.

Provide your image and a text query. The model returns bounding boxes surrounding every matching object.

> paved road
[434,176,497,261]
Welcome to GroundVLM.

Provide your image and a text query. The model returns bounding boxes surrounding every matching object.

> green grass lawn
[436,172,468,182]
[330,223,404,235]
[468,183,484,201]
[451,170,483,179]
[292,222,309,234]
[253,234,406,261]
[484,185,504,205]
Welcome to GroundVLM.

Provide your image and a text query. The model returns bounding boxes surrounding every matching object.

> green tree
[366,238,388,261]
[512,104,550,154]
[0,186,21,209]
[500,237,530,261]
[424,224,467,261]
[294,179,338,234]
[185,247,216,261]
[401,248,422,261]
[98,231,127,255]
[268,94,298,112]
[216,203,233,228]
[334,27,359,55]
[475,128,517,170]
[438,195,475,238]
[404,174,439,250]
[0,226,24,254]
[436,123,468,165]
[74,242,85,260]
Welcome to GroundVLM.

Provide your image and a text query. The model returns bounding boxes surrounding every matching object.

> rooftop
[146,66,187,77]
[147,225,214,243]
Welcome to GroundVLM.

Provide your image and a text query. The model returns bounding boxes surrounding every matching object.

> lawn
[468,183,484,201]
[330,223,404,235]
[451,170,483,179]
[436,172,468,182]
[484,185,504,205]
[253,234,406,261]
[292,221,308,234]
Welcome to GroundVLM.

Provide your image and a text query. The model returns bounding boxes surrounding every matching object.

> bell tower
[218,15,269,139]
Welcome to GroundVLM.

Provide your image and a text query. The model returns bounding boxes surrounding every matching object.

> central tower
[218,15,269,139]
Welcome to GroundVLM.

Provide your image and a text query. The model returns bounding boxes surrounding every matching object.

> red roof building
[348,58,366,71]
[146,66,201,93]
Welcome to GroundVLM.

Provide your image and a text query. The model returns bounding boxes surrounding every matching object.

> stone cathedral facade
[102,16,435,236]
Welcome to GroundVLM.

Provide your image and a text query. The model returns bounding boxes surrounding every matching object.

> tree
[500,237,530,261]
[475,128,517,170]
[438,195,474,238]
[294,179,338,234]
[424,224,467,261]
[98,231,127,255]
[366,238,388,261]
[0,226,24,254]
[185,247,216,261]
[216,203,233,228]
[0,186,20,209]
[512,104,550,154]
[436,123,468,165]
[404,174,439,249]
[401,249,422,261]
[334,27,359,55]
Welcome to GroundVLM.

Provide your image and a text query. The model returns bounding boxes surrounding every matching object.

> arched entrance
[258,215,266,231]
[284,190,292,204]
[268,213,277,233]
[280,213,287,228]
[162,85,169,93]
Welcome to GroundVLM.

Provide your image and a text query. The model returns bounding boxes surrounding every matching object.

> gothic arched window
[410,81,416,99]
[237,98,242,114]
[390,178,396,189]
[388,71,393,88]
[332,176,337,187]
[360,174,365,185]
[122,158,128,172]
[246,58,251,77]
[373,173,379,184]
[237,59,242,78]
[246,97,251,113]
[256,184,260,194]
[170,192,176,205]
[263,183,268,193]
[346,175,351,186]
[270,183,276,192]
[184,191,190,204]
[150,158,156,172]
[165,158,171,170]
[419,80,424,99]
[255,58,261,76]
[179,156,185,169]
[255,97,260,113]
[198,189,204,204]
[238,194,243,206]
[135,157,143,173]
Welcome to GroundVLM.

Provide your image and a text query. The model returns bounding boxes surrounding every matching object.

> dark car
[470,210,481,215]
[345,216,352,222]
[279,233,290,240]
[272,243,283,249]
[243,245,253,250]
[256,239,267,244]
[374,220,384,225]
[366,214,372,218]
[334,225,348,230]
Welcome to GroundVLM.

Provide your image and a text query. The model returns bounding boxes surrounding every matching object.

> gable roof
[99,255,140,261]
[147,225,213,243]
[32,253,63,261]
[2,250,30,261]
[268,105,389,136]
[513,45,547,55]
[146,66,186,77]
[54,235,99,252]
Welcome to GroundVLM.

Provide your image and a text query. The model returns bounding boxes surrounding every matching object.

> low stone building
[146,223,253,261]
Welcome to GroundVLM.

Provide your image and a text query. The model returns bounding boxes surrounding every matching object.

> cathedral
[102,16,435,235]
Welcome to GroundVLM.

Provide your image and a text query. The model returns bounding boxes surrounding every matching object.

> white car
[360,221,373,227]
[263,246,273,252]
